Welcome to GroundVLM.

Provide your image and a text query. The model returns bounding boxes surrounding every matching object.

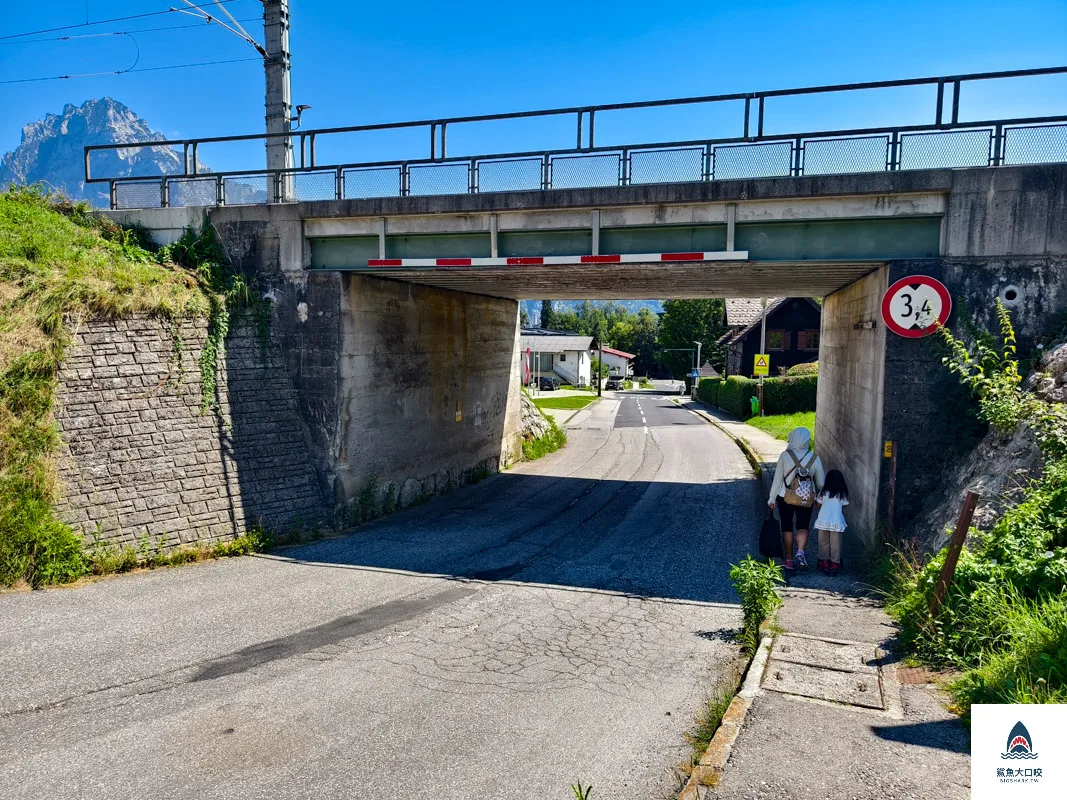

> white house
[519,328,593,387]
[599,346,635,379]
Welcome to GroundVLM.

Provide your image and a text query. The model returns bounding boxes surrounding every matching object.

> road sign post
[753,354,769,417]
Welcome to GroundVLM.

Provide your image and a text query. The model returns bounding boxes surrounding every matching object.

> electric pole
[263,0,292,201]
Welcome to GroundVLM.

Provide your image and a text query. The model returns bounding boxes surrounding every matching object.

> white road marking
[643,425,648,434]
[641,416,646,424]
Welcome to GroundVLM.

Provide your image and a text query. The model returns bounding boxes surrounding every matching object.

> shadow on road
[870,719,970,754]
[270,471,760,606]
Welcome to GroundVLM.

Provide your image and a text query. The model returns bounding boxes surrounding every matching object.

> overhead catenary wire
[0,17,261,46]
[0,56,259,85]
[173,0,266,57]
[0,0,245,41]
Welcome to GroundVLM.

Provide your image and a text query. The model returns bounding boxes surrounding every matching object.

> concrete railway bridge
[97,68,1067,547]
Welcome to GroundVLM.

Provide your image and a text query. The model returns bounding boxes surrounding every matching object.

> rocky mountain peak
[1,98,180,207]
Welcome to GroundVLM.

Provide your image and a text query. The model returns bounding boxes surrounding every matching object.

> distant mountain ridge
[0,98,184,207]
[520,299,664,323]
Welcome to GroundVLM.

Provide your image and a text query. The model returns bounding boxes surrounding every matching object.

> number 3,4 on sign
[880,275,952,338]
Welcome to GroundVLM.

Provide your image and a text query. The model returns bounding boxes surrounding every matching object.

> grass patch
[0,186,264,587]
[522,416,567,461]
[745,411,815,442]
[533,395,598,411]
[85,527,275,577]
[684,689,736,764]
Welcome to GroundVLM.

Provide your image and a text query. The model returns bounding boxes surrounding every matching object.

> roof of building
[725,298,784,328]
[520,330,592,352]
[727,297,822,347]
[600,345,635,359]
[697,362,722,378]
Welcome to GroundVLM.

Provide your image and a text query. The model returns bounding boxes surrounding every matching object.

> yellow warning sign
[753,354,770,376]
[884,440,895,458]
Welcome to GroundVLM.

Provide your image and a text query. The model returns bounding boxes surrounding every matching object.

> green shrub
[522,416,567,461]
[696,377,721,406]
[718,376,759,418]
[729,555,784,652]
[762,375,818,415]
[713,374,817,419]
[786,361,818,376]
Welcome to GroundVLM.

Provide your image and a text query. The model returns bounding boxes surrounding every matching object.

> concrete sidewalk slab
[705,588,970,800]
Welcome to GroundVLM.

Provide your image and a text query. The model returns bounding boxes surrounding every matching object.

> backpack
[783,451,816,508]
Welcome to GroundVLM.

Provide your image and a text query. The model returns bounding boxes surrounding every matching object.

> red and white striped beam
[366,250,749,268]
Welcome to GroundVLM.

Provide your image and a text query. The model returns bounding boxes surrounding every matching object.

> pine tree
[540,299,555,329]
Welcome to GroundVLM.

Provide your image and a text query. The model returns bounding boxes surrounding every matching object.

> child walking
[813,470,849,577]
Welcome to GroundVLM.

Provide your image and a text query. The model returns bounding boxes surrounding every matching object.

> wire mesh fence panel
[409,162,470,196]
[549,153,621,189]
[343,167,402,199]
[802,135,889,175]
[899,129,992,170]
[115,181,162,209]
[712,141,792,179]
[476,158,543,192]
[1003,124,1067,165]
[168,177,217,207]
[628,147,704,184]
[223,175,270,205]
[293,171,336,201]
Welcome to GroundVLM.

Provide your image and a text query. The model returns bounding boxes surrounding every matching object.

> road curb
[678,625,774,800]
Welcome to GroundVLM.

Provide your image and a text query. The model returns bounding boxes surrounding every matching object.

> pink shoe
[784,559,796,572]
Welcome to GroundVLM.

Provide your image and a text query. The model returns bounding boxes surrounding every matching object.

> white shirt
[813,493,849,532]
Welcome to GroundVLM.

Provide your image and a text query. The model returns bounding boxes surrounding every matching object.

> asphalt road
[0,392,760,800]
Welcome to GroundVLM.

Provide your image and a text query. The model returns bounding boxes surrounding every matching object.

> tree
[539,300,555,329]
[520,309,530,327]
[657,299,727,377]
[629,307,659,376]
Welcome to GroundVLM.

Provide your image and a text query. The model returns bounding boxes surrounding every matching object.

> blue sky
[2,0,1066,172]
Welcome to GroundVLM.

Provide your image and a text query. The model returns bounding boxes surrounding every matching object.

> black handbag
[758,507,783,559]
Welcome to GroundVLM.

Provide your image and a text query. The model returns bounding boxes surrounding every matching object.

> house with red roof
[599,345,636,379]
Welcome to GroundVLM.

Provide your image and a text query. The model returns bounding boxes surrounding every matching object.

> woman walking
[767,427,825,574]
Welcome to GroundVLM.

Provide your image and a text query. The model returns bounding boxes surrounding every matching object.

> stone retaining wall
[53,315,328,549]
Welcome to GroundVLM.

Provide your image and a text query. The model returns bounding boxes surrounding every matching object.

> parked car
[538,376,560,391]
[605,375,624,390]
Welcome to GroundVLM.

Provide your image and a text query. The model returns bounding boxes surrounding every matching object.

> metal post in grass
[929,490,979,620]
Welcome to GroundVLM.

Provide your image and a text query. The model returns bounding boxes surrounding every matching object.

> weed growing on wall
[157,223,270,413]
[0,186,268,587]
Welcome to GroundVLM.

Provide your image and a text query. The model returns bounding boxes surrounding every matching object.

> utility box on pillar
[263,0,293,202]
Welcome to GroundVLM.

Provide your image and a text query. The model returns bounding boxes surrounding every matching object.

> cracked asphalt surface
[0,390,759,800]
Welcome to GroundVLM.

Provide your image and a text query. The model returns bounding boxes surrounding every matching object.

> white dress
[813,494,848,532]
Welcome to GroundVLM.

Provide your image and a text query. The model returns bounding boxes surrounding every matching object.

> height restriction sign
[881,275,952,338]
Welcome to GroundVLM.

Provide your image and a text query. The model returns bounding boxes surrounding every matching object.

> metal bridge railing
[90,66,1067,209]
